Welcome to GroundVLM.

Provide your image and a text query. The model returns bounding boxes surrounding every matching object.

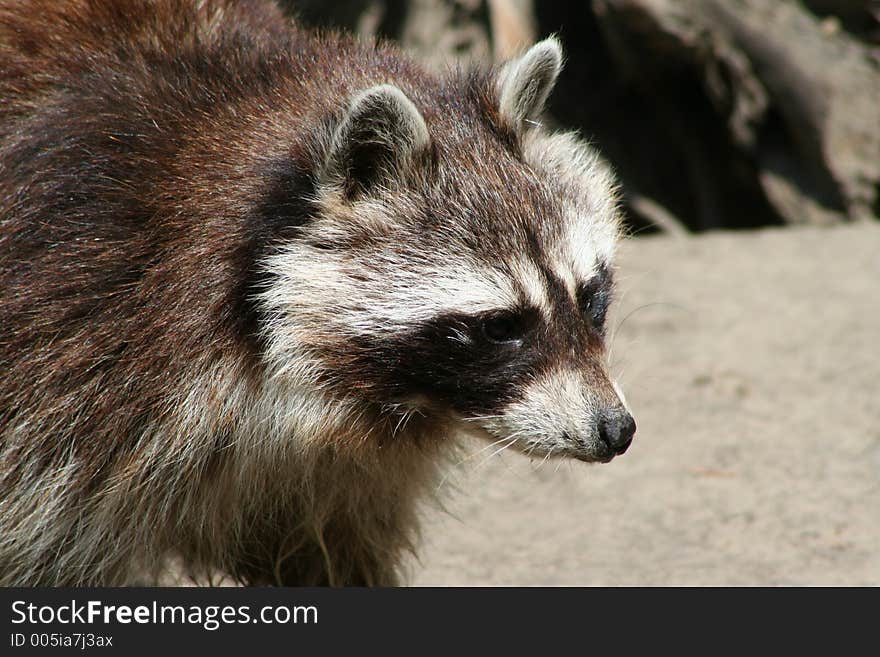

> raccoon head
[261,38,635,463]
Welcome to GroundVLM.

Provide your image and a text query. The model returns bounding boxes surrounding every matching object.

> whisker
[452,434,519,467]
[473,435,519,471]
[460,413,505,423]
[437,432,524,490]
[535,448,554,471]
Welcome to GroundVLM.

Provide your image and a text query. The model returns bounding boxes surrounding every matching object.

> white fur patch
[521,129,622,300]
[260,243,521,364]
[480,367,599,456]
[563,203,618,282]
[509,257,550,311]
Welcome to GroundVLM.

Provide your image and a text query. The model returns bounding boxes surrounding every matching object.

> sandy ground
[412,224,880,586]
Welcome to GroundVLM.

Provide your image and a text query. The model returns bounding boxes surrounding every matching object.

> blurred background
[280,0,880,584]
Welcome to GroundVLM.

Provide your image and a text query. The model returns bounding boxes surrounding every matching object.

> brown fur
[0,0,466,586]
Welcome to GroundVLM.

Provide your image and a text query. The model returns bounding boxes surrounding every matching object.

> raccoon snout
[597,409,637,456]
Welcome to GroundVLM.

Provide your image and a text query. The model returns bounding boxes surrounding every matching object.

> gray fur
[498,37,564,128]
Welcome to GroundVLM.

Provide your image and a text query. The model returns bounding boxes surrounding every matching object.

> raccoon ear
[497,36,563,130]
[323,84,430,198]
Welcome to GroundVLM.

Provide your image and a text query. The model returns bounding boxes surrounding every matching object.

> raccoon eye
[481,312,525,344]
[578,285,609,330]
[589,301,609,330]
[577,265,613,332]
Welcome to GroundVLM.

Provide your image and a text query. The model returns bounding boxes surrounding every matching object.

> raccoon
[0,0,635,586]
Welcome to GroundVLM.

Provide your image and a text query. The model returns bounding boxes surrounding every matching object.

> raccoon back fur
[0,0,636,586]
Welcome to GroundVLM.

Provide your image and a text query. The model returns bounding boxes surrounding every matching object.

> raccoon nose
[598,410,636,455]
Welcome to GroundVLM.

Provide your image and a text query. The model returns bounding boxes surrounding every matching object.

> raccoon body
[0,0,634,585]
